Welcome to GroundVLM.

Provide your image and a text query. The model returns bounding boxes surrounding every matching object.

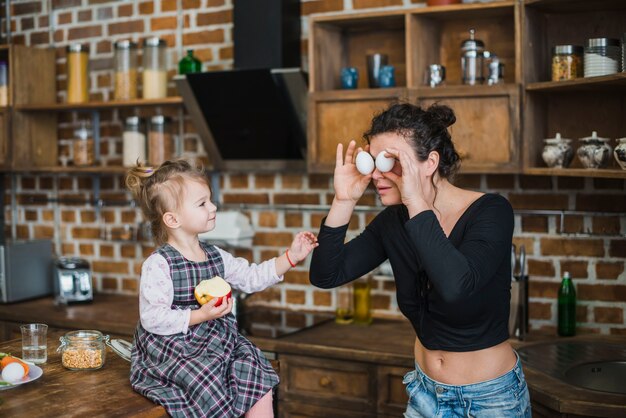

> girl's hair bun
[427,104,456,128]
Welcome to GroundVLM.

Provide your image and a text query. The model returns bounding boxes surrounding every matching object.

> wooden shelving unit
[3,165,128,174]
[15,96,183,112]
[526,73,626,92]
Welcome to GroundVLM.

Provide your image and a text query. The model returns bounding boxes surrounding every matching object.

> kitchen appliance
[54,257,93,304]
[461,29,485,85]
[0,240,54,303]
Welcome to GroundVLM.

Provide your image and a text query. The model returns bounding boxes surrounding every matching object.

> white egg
[355,151,375,175]
[2,362,26,383]
[375,151,395,173]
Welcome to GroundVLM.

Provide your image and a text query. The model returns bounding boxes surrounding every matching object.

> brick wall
[3,0,626,335]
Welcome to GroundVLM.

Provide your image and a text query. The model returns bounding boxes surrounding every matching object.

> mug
[340,67,358,89]
[427,64,446,87]
[378,65,396,88]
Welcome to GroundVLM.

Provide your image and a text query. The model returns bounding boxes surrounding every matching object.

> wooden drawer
[279,400,374,418]
[377,365,410,416]
[279,354,376,412]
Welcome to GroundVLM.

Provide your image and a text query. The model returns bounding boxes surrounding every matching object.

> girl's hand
[333,140,372,204]
[197,296,233,322]
[288,231,319,264]
[381,147,430,215]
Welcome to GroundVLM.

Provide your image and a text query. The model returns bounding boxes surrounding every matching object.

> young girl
[126,160,318,418]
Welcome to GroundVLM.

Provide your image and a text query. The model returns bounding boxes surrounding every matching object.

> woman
[309,103,531,417]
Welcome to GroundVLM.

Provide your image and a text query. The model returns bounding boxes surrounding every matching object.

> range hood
[176,0,306,172]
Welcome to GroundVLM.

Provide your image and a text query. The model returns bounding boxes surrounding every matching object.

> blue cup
[340,67,358,89]
[379,65,396,88]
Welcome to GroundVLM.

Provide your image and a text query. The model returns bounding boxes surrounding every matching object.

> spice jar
[58,330,109,370]
[67,43,89,103]
[114,40,138,100]
[584,38,620,77]
[0,60,7,106]
[73,121,94,167]
[142,37,167,99]
[123,116,146,167]
[551,45,583,81]
[148,115,173,165]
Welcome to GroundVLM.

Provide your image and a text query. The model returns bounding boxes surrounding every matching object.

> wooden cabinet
[307,1,521,174]
[522,0,626,178]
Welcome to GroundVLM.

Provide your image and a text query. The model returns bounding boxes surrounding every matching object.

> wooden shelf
[414,0,515,18]
[15,96,183,112]
[525,167,626,178]
[527,73,626,92]
[310,87,409,101]
[5,165,128,174]
[524,0,626,13]
[416,83,518,98]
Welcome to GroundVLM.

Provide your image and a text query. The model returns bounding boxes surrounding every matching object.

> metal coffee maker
[461,29,485,85]
[54,257,94,304]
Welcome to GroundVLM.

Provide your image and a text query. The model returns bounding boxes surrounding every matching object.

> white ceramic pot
[577,131,612,169]
[614,137,626,170]
[542,133,573,168]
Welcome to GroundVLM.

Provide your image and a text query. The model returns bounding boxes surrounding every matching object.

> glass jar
[67,43,89,103]
[142,37,167,99]
[542,132,574,168]
[114,40,138,100]
[123,116,146,167]
[148,115,173,165]
[551,45,583,81]
[73,121,94,167]
[577,131,612,169]
[178,49,202,75]
[58,330,109,371]
[584,38,620,77]
[353,276,372,325]
[0,60,7,106]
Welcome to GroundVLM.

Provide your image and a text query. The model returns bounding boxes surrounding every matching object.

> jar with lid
[148,115,173,165]
[123,116,146,167]
[551,45,583,81]
[67,43,89,103]
[577,131,612,169]
[542,133,574,168]
[142,37,167,99]
[461,29,485,85]
[0,60,7,106]
[584,38,620,77]
[73,121,94,167]
[58,330,109,370]
[114,40,138,100]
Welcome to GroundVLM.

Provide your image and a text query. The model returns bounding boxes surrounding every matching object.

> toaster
[54,257,93,304]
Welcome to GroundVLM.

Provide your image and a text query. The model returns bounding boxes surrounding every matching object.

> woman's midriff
[414,337,517,385]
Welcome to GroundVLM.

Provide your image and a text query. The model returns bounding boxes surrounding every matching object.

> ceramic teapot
[577,131,612,169]
[542,133,573,168]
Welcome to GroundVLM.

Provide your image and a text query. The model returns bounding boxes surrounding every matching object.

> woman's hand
[333,140,372,205]
[382,147,430,216]
[288,231,319,264]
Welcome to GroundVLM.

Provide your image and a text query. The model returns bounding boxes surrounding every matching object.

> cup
[366,53,388,88]
[378,65,396,88]
[340,67,358,89]
[427,64,446,87]
[20,323,48,364]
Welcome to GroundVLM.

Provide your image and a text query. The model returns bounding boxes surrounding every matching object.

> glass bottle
[123,116,146,167]
[142,37,167,99]
[353,276,372,325]
[178,49,202,75]
[334,285,354,324]
[557,271,576,337]
[73,121,94,167]
[0,60,7,106]
[114,40,138,100]
[148,115,173,165]
[67,43,89,103]
[58,330,109,370]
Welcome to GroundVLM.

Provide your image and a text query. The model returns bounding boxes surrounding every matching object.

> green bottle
[557,271,576,336]
[178,49,202,75]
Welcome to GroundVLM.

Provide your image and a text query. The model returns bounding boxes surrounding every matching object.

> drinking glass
[20,323,48,364]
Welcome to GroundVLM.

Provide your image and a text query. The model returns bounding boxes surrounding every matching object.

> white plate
[0,363,43,390]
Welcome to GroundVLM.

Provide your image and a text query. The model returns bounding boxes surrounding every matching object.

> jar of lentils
[58,330,109,370]
[551,45,583,81]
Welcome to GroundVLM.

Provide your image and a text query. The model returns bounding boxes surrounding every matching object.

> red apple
[194,276,232,307]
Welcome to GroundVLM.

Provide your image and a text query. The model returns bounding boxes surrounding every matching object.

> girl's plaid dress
[130,243,279,418]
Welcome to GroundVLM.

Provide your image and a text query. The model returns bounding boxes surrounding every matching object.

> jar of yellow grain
[58,330,109,370]
[66,43,89,103]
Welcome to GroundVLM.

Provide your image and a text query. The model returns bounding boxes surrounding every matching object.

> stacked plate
[584,38,621,77]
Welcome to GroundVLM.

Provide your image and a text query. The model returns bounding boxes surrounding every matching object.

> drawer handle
[319,376,333,388]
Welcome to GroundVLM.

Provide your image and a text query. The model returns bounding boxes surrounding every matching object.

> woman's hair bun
[426,104,456,128]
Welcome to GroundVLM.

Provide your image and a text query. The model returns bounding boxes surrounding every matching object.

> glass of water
[20,323,48,364]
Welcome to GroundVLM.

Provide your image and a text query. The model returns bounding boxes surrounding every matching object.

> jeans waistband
[408,351,525,399]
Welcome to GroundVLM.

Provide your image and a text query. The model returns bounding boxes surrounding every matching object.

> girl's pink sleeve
[139,253,191,335]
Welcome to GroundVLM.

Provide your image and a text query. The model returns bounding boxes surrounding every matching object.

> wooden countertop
[0,330,166,417]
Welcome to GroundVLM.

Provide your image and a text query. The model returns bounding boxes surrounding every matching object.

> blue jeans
[403,353,531,417]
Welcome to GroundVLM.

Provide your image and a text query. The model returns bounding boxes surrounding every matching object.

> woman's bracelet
[285,249,297,268]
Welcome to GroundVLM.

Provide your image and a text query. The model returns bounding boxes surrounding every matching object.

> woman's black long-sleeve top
[309,193,514,352]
